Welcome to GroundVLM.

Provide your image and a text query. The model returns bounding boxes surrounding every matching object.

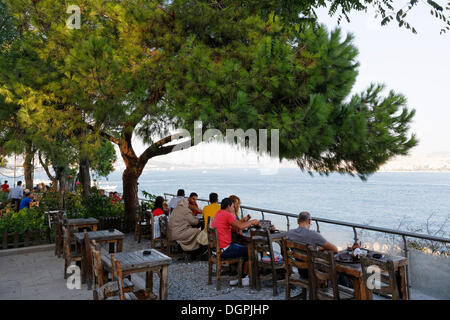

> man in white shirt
[167,189,185,214]
[8,181,24,212]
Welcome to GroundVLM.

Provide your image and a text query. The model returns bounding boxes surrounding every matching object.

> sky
[315,5,450,156]
[123,4,450,170]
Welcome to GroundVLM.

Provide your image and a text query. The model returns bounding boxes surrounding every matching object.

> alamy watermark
[66,265,81,290]
[66,5,81,30]
[171,121,280,175]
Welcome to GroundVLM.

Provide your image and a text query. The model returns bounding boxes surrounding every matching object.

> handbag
[196,229,209,246]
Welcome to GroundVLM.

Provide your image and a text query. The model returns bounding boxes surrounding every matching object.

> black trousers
[11,199,20,212]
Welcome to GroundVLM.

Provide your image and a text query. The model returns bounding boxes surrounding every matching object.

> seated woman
[169,198,203,253]
[229,195,251,234]
[152,196,165,217]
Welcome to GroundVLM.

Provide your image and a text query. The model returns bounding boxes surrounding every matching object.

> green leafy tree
[0,0,419,229]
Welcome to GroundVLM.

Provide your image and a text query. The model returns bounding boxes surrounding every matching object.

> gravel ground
[116,233,301,300]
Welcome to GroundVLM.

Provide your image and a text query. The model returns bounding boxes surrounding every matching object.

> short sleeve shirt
[152,208,164,217]
[19,197,33,210]
[283,227,327,248]
[210,209,236,249]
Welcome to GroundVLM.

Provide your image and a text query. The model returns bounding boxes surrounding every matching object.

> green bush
[66,188,124,220]
[39,189,60,212]
[0,191,8,204]
[0,207,48,234]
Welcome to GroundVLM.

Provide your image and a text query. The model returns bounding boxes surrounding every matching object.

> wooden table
[67,218,99,231]
[236,231,408,299]
[73,229,125,289]
[101,249,172,300]
[334,250,408,300]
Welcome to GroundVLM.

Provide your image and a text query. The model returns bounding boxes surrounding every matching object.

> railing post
[315,220,320,233]
[240,207,244,220]
[261,211,265,221]
[353,227,358,244]
[286,216,290,231]
[402,235,411,300]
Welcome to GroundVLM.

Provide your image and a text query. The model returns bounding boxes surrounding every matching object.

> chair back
[84,230,93,278]
[207,226,220,258]
[62,226,72,260]
[159,215,170,241]
[360,255,400,300]
[110,254,126,300]
[282,239,311,276]
[308,245,339,300]
[91,240,104,288]
[207,216,213,230]
[250,229,276,267]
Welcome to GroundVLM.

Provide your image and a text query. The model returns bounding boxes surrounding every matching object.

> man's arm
[320,241,338,254]
[231,219,259,231]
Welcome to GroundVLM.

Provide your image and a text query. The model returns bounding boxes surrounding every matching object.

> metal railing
[162,192,450,299]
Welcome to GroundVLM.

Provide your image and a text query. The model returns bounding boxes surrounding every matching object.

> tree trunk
[54,167,68,210]
[122,167,141,232]
[23,145,34,190]
[79,158,91,198]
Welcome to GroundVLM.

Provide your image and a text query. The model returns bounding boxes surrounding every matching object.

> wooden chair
[63,226,83,279]
[207,226,243,290]
[90,242,135,293]
[94,254,153,300]
[134,205,152,243]
[282,239,313,300]
[91,240,109,289]
[251,229,285,296]
[93,256,137,300]
[54,212,64,258]
[308,245,354,300]
[158,215,176,255]
[360,255,401,300]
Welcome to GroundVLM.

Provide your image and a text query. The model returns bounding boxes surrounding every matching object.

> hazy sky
[316,6,450,156]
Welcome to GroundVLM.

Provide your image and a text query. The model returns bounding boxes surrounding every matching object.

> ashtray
[143,250,152,256]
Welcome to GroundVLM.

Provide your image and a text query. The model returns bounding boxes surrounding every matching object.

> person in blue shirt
[19,190,33,211]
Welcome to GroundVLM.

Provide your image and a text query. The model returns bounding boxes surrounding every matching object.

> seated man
[169,198,203,253]
[188,192,202,216]
[281,211,339,281]
[282,211,338,254]
[210,197,260,286]
[19,190,34,211]
[202,192,220,229]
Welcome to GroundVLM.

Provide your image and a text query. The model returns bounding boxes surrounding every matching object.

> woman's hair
[229,195,241,215]
[154,196,165,210]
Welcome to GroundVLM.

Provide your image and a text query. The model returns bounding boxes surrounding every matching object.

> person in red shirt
[211,197,260,286]
[188,192,202,216]
[152,196,165,217]
[1,181,9,192]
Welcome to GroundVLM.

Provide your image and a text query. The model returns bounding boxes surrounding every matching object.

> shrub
[0,207,48,234]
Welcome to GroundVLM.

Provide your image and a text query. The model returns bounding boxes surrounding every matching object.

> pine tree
[0,0,419,227]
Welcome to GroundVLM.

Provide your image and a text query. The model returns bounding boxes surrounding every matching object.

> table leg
[350,276,367,300]
[160,266,169,300]
[146,271,154,294]
[247,242,255,289]
[80,242,87,285]
[398,266,407,300]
